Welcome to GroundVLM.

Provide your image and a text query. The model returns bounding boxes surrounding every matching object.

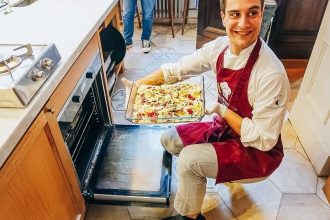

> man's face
[221,0,263,55]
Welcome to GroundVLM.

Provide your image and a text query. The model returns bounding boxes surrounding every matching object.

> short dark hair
[220,0,265,13]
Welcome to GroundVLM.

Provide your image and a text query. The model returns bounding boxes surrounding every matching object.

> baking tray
[125,76,205,124]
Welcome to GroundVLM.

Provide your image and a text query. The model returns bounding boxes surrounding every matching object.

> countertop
[0,0,118,167]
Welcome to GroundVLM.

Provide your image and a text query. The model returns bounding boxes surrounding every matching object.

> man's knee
[177,144,218,180]
[160,127,184,156]
[176,147,205,180]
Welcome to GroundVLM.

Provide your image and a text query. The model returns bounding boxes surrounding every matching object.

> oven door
[57,51,172,206]
[86,125,172,206]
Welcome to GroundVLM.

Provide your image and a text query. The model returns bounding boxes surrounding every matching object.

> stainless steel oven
[57,50,172,206]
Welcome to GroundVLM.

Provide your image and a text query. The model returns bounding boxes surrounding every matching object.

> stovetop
[0,43,61,108]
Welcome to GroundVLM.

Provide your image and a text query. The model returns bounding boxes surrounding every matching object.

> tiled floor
[85,24,330,220]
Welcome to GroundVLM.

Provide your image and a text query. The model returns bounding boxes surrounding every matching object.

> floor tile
[170,198,236,220]
[277,194,330,220]
[316,177,330,206]
[218,180,282,220]
[112,111,133,125]
[176,24,198,41]
[125,40,144,54]
[203,201,237,220]
[269,149,317,193]
[204,73,218,101]
[126,205,171,220]
[124,53,155,69]
[294,138,309,160]
[206,178,221,193]
[153,25,178,36]
[144,60,175,74]
[201,193,222,214]
[85,204,131,220]
[119,69,149,81]
[150,47,177,60]
[111,89,126,111]
[152,34,181,47]
[281,119,298,149]
[287,76,303,111]
[127,171,178,220]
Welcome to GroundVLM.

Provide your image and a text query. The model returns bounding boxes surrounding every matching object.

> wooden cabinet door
[269,0,329,59]
[0,112,85,220]
[196,0,225,48]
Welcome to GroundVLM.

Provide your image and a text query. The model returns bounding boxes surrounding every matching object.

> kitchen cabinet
[0,3,121,219]
[0,32,103,220]
[269,0,329,59]
[0,110,85,219]
[196,0,329,59]
[196,0,224,49]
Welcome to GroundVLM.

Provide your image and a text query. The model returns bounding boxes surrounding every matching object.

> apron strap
[216,45,229,71]
[229,37,262,110]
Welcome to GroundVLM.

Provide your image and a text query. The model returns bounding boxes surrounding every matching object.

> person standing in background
[260,0,282,41]
[123,0,156,53]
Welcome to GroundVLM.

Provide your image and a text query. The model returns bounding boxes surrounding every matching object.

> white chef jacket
[161,36,291,152]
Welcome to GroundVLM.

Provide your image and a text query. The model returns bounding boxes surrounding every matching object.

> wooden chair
[154,0,175,38]
[181,0,190,35]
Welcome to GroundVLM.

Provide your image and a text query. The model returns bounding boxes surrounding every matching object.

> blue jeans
[260,4,277,40]
[123,0,155,44]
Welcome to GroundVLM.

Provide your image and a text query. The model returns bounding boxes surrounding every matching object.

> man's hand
[205,100,228,117]
[122,78,133,109]
[206,100,243,135]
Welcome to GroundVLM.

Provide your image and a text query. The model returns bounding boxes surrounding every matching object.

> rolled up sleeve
[240,73,290,151]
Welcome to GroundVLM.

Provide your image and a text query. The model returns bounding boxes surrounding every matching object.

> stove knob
[32,69,44,81]
[41,58,53,70]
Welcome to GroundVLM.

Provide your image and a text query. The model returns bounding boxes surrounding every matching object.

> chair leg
[168,0,175,38]
[136,6,142,28]
[182,0,189,35]
[118,0,123,25]
[265,16,274,44]
[118,0,122,19]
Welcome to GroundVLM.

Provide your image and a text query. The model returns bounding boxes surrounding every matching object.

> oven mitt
[121,78,133,109]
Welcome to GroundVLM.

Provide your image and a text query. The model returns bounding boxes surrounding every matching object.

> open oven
[57,49,172,206]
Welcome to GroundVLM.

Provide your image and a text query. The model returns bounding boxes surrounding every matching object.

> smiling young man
[122,0,290,219]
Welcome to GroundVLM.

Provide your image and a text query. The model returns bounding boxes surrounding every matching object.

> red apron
[176,38,283,184]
